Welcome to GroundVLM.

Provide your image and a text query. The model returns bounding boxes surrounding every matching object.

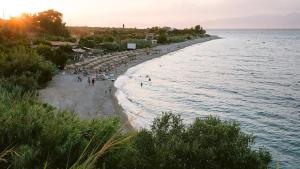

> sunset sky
[1,0,300,28]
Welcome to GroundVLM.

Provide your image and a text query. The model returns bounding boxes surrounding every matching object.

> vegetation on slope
[0,86,127,169]
[127,113,272,169]
[0,85,272,169]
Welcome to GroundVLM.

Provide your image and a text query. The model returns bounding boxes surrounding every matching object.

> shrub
[0,91,272,169]
[125,112,272,169]
[0,46,56,90]
[99,42,121,52]
[79,37,97,48]
[157,33,168,44]
[36,44,72,70]
[167,36,186,43]
[127,39,152,49]
[0,86,124,169]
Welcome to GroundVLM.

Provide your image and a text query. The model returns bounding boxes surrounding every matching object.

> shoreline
[111,36,220,129]
[39,36,220,130]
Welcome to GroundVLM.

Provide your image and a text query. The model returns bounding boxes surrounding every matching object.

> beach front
[39,36,219,124]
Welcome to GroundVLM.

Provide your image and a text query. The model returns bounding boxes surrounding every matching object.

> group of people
[74,74,96,86]
[140,75,152,88]
[71,69,97,86]
[87,76,96,86]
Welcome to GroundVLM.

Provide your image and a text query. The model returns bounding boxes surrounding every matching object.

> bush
[0,86,123,169]
[99,42,121,52]
[168,36,187,43]
[0,46,56,90]
[127,39,152,49]
[157,33,168,44]
[0,85,272,169]
[36,44,72,70]
[79,37,97,48]
[124,113,272,169]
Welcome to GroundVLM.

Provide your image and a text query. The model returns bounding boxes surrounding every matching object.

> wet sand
[39,36,219,124]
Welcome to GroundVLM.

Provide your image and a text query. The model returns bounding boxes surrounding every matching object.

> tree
[34,9,69,37]
[36,45,72,70]
[195,25,201,31]
[195,25,206,35]
[157,33,168,44]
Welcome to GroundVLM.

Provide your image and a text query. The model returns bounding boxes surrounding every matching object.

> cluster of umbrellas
[65,48,155,72]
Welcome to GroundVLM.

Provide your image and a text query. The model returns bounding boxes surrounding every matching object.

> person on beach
[92,78,95,86]
[87,76,91,86]
[141,82,143,87]
[109,87,112,93]
[149,78,151,82]
[77,75,81,82]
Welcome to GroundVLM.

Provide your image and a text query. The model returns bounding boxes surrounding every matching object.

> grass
[0,146,16,164]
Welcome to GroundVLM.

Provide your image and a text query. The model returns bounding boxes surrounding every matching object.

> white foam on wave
[114,49,195,129]
[114,65,154,129]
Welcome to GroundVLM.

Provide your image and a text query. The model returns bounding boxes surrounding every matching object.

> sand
[39,36,219,122]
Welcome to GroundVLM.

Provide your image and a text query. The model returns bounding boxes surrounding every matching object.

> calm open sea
[115,30,300,168]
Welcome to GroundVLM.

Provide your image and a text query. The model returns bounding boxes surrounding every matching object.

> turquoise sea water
[115,30,300,168]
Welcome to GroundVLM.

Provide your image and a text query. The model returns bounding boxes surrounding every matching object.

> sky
[1,0,300,28]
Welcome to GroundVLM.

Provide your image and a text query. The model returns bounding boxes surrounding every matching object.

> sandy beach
[39,36,219,123]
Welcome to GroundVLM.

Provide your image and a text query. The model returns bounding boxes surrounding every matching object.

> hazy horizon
[1,0,300,28]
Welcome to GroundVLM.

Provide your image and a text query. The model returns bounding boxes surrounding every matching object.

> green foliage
[36,44,73,70]
[35,9,70,37]
[0,9,70,45]
[127,39,152,49]
[124,112,272,169]
[167,36,187,43]
[154,25,207,44]
[77,25,208,51]
[194,25,206,35]
[99,42,122,52]
[45,35,76,42]
[0,86,272,169]
[0,46,56,90]
[0,86,123,169]
[157,33,168,44]
[79,37,97,48]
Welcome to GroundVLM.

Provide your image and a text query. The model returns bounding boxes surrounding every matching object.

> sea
[115,30,300,168]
